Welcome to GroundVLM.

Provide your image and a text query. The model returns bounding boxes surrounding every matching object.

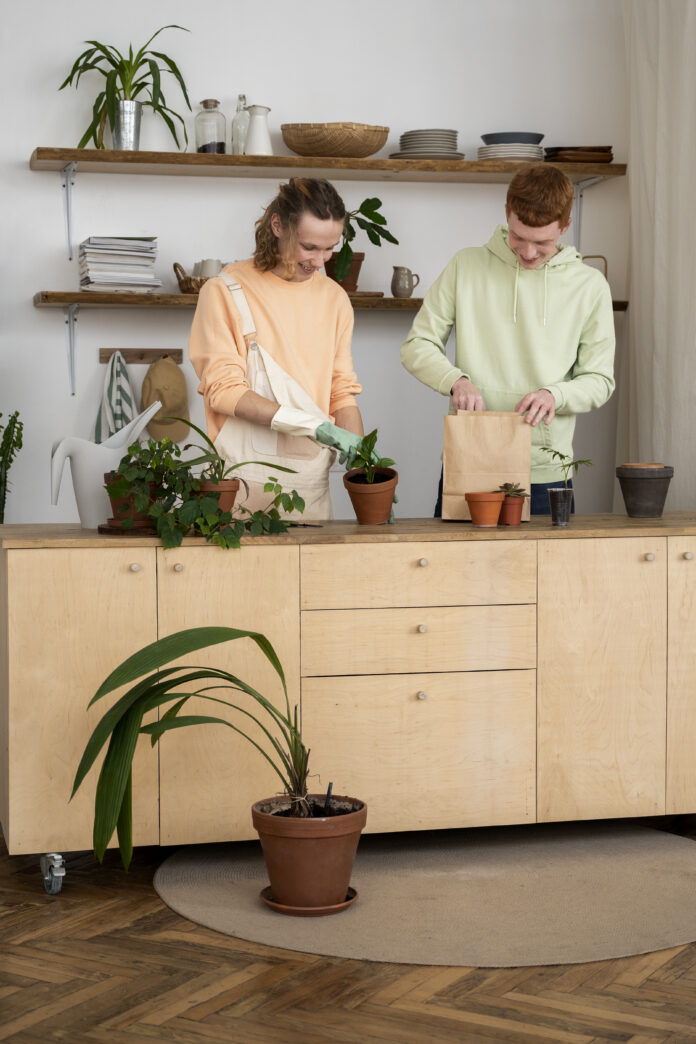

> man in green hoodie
[400,164,615,514]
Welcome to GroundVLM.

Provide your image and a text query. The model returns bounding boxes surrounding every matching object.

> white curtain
[617,0,696,509]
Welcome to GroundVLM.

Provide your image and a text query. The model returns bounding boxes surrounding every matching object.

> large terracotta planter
[499,495,526,526]
[197,477,240,514]
[324,251,365,292]
[251,794,367,915]
[464,491,504,527]
[343,466,398,524]
[616,463,673,518]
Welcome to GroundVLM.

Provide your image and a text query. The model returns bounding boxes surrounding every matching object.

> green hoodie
[400,225,616,482]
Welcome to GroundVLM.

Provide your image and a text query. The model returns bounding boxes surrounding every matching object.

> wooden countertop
[3,514,696,548]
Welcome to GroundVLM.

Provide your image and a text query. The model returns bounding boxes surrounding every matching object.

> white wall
[0,0,628,523]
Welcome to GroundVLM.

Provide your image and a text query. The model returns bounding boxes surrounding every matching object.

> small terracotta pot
[465,491,504,527]
[324,251,365,293]
[343,467,398,524]
[104,472,153,529]
[251,794,367,915]
[197,477,240,514]
[499,495,525,526]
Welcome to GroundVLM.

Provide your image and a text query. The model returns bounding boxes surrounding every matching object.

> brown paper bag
[442,411,532,521]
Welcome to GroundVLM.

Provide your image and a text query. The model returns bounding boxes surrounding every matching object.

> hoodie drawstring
[543,264,548,327]
[513,264,519,324]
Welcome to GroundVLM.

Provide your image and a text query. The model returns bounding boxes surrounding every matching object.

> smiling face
[506,210,570,270]
[271,211,345,282]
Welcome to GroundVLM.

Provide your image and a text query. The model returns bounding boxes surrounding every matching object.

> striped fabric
[94,351,137,443]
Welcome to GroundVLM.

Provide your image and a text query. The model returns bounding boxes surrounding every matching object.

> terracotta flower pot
[324,251,365,293]
[197,477,240,514]
[103,472,154,529]
[251,794,367,915]
[616,463,673,518]
[465,491,504,527]
[499,495,525,526]
[343,466,398,524]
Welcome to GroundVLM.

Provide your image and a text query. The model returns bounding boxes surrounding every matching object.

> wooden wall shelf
[30,147,627,185]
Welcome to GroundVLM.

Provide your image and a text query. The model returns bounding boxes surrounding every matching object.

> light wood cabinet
[666,537,696,813]
[538,538,667,821]
[0,548,159,854]
[156,546,300,844]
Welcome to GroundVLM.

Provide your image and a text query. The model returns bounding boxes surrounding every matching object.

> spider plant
[72,626,309,869]
[59,25,192,149]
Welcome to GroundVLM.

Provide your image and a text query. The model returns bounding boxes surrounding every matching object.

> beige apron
[214,273,336,520]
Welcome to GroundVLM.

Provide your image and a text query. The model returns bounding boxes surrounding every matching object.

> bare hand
[451,377,486,412]
[515,388,556,426]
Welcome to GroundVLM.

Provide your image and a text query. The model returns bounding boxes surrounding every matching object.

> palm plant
[59,25,192,149]
[72,626,309,869]
[0,411,23,524]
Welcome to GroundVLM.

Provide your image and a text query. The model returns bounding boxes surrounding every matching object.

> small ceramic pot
[499,495,525,526]
[197,477,240,514]
[465,491,504,527]
[343,466,397,525]
[324,252,365,292]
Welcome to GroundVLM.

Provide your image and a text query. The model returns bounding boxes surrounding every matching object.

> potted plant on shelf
[615,462,674,518]
[464,490,505,527]
[496,482,529,526]
[343,429,397,524]
[59,24,192,150]
[324,197,399,292]
[0,410,23,524]
[72,625,366,915]
[542,447,593,526]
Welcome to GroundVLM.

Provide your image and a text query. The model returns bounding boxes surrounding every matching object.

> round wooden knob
[173,563,184,572]
[418,558,429,567]
[416,691,428,701]
[644,553,655,562]
[129,563,141,572]
[417,624,427,634]
[684,552,694,561]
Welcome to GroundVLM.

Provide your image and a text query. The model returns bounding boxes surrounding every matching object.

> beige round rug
[153,822,696,967]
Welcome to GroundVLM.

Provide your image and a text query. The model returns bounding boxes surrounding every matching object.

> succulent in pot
[496,482,529,526]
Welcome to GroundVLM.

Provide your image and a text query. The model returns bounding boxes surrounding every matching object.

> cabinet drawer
[302,671,536,832]
[301,604,536,676]
[300,541,536,609]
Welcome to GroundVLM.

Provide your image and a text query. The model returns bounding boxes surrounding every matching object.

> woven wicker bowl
[173,262,209,294]
[281,122,389,158]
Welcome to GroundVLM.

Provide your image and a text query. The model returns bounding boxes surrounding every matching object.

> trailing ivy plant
[332,198,399,282]
[0,411,23,524]
[59,24,192,149]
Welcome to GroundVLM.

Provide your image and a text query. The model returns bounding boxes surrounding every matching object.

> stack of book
[79,236,162,293]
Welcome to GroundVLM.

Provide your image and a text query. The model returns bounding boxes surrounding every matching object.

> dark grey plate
[481,131,544,145]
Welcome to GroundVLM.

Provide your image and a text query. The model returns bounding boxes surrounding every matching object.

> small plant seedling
[542,447,592,488]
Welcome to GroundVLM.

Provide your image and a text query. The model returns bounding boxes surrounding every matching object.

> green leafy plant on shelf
[350,429,395,483]
[332,197,399,282]
[59,24,192,149]
[0,411,23,524]
[542,447,593,487]
[72,625,310,868]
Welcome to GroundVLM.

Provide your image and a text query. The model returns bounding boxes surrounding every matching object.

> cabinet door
[302,671,536,832]
[538,538,666,821]
[667,537,696,812]
[157,546,300,844]
[3,548,158,854]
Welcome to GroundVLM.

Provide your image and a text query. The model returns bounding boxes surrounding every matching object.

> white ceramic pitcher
[244,105,273,155]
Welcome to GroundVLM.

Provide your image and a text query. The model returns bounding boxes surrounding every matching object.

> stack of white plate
[390,128,464,160]
[477,132,544,161]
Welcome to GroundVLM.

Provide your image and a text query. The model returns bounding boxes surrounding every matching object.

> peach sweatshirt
[188,259,362,440]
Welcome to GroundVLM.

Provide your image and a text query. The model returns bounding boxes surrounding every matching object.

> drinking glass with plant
[542,447,592,526]
[59,24,191,149]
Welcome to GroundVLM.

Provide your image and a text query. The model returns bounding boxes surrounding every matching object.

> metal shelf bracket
[60,162,77,260]
[63,303,79,395]
[571,176,604,254]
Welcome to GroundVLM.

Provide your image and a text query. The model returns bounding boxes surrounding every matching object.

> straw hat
[141,356,190,443]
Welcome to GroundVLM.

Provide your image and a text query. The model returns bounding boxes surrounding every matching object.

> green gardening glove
[315,421,364,468]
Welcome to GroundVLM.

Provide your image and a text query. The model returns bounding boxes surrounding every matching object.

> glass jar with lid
[194,99,227,154]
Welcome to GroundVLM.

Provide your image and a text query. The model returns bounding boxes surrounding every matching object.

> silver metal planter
[113,100,142,150]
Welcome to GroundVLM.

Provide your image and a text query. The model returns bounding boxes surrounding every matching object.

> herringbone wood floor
[3,830,696,1043]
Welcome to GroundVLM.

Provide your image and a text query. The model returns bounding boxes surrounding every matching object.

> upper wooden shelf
[30,148,627,185]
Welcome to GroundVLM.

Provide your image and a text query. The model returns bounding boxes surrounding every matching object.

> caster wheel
[40,853,66,895]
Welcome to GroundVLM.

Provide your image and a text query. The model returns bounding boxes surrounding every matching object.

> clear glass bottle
[195,99,226,154]
[231,94,250,155]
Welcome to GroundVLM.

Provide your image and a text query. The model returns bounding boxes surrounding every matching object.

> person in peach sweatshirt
[188,178,366,519]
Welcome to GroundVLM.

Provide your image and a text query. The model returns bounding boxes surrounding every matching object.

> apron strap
[218,271,257,343]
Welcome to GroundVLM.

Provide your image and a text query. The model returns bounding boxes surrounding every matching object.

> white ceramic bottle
[231,94,250,154]
[244,104,273,155]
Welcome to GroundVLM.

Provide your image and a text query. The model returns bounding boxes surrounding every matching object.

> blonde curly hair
[254,178,346,277]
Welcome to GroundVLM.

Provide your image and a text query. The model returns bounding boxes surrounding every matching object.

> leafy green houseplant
[542,448,593,526]
[343,429,398,524]
[542,448,593,487]
[326,197,399,288]
[72,626,366,911]
[59,25,191,149]
[0,411,23,524]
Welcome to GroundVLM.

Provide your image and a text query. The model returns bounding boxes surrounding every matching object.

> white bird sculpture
[51,401,162,529]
